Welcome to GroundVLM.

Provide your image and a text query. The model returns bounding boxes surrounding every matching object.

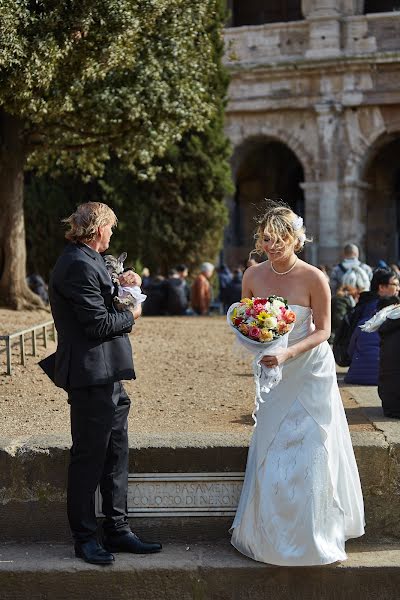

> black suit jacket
[48,243,135,390]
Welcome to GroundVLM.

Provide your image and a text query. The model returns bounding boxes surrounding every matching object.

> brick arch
[344,125,390,183]
[361,130,400,179]
[354,130,400,265]
[230,130,315,183]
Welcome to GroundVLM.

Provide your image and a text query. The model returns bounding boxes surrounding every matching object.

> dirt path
[0,311,374,438]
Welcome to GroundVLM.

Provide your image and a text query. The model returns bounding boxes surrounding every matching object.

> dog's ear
[118,252,127,264]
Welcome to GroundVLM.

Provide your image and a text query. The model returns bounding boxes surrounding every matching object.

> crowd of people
[327,243,400,419]
[140,260,250,317]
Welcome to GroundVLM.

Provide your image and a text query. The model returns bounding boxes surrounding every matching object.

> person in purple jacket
[345,269,400,385]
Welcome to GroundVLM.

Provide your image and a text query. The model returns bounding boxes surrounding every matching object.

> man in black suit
[49,202,161,565]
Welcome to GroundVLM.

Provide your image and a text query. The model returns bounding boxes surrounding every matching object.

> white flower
[271,299,285,310]
[292,215,303,231]
[264,316,278,329]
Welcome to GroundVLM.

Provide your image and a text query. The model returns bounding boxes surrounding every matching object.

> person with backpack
[330,243,372,295]
[343,269,400,385]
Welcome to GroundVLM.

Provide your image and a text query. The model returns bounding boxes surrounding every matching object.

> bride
[230,200,365,566]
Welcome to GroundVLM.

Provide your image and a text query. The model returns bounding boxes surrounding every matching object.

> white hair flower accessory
[292,215,303,231]
[292,215,306,246]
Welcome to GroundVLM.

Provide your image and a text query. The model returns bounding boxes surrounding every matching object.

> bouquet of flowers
[227,296,296,425]
[229,296,296,342]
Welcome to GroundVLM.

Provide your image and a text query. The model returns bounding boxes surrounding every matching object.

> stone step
[0,421,399,542]
[1,386,399,543]
[1,540,400,600]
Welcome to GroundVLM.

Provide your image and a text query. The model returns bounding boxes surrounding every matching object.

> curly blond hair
[253,199,310,258]
[63,202,117,243]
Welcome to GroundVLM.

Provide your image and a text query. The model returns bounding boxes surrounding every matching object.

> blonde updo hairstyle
[63,202,117,243]
[253,199,310,259]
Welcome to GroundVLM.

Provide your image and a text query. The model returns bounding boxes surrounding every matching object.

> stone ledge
[0,541,400,600]
[0,425,398,542]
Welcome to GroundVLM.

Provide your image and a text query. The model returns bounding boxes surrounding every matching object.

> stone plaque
[96,472,244,517]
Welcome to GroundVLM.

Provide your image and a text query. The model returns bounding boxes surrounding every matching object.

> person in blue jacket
[345,269,400,385]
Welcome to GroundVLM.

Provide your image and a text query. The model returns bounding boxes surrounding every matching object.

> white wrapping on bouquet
[227,303,292,426]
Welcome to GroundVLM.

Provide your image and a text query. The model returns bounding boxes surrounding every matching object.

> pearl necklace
[270,256,298,276]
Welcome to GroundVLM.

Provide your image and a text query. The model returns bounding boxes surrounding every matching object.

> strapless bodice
[288,305,314,345]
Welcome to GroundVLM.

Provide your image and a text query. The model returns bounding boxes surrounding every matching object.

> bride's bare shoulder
[298,260,330,285]
[243,261,268,279]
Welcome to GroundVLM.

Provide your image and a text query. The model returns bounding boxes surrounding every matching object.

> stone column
[339,179,371,261]
[302,0,342,58]
[302,0,341,17]
[302,0,363,16]
[300,182,321,265]
[313,102,343,265]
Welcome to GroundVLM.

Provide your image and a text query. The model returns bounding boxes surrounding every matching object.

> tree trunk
[0,110,43,309]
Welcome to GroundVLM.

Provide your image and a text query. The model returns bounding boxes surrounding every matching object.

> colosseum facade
[223,0,400,268]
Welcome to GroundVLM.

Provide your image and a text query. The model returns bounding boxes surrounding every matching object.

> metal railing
[0,320,56,375]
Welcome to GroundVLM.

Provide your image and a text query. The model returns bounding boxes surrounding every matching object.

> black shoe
[104,531,162,554]
[384,412,400,419]
[75,539,115,565]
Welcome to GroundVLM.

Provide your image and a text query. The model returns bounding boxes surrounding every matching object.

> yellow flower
[257,311,269,323]
[260,329,273,342]
[240,297,252,305]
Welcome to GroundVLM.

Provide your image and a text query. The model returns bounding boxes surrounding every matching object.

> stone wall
[223,3,400,266]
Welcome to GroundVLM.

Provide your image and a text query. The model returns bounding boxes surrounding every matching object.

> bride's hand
[261,350,290,369]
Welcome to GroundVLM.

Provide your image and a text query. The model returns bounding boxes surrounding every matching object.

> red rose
[253,298,268,306]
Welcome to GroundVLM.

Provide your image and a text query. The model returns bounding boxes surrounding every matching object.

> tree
[99,0,232,272]
[0,0,222,308]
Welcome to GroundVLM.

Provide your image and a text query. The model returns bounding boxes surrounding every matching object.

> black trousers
[67,381,131,542]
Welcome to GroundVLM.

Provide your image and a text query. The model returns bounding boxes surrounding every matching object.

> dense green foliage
[0,0,221,177]
[24,0,232,277]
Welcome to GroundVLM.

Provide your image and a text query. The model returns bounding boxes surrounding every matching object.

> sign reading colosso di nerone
[96,473,244,517]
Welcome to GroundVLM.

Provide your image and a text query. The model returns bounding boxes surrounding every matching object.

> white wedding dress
[230,305,365,566]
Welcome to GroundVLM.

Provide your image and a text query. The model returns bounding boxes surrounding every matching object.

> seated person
[27,273,49,304]
[165,269,188,315]
[224,268,243,311]
[330,284,357,344]
[141,276,168,316]
[377,295,400,418]
[345,268,400,385]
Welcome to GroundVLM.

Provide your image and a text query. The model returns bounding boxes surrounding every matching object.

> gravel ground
[0,310,374,438]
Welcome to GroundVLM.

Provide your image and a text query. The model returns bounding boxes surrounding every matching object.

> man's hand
[119,270,142,287]
[132,304,142,320]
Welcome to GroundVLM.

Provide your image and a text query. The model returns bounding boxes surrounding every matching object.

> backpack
[338,262,371,291]
[332,307,357,367]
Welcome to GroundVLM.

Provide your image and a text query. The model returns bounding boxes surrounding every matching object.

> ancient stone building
[223,0,400,268]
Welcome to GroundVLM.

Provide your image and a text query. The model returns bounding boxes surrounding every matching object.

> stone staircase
[1,387,399,599]
[1,540,400,600]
